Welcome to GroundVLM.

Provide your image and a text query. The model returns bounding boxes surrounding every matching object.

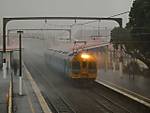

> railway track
[43,93,76,113]
[83,88,130,113]
[23,52,150,113]
[92,88,131,113]
[91,82,150,113]
[69,80,131,113]
[27,62,76,113]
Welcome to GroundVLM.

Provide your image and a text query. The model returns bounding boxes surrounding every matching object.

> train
[45,39,109,80]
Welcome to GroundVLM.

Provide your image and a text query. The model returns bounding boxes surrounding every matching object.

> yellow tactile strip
[24,65,53,113]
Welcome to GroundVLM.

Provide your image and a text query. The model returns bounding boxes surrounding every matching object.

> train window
[88,62,96,69]
[72,61,80,70]
[82,61,87,69]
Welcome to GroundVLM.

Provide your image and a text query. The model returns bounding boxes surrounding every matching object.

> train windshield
[88,62,96,70]
[72,61,81,70]
[82,61,87,69]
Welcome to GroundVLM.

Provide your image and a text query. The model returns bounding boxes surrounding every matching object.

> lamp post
[17,30,23,96]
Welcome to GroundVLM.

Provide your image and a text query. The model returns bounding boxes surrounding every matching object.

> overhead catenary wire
[70,11,130,27]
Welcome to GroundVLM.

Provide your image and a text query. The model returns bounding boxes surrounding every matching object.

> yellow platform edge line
[24,64,53,113]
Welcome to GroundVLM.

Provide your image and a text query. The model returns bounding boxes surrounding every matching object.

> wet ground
[0,71,10,113]
[96,49,150,99]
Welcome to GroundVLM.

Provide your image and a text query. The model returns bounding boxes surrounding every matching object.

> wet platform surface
[0,67,46,113]
[97,69,150,99]
[13,68,44,113]
[96,49,150,101]
[0,70,10,113]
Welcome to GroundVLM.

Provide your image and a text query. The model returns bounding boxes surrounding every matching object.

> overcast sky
[0,0,134,31]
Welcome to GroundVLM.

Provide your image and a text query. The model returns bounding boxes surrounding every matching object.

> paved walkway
[0,67,44,113]
[0,65,52,113]
[0,70,10,113]
[97,69,150,103]
[12,64,51,113]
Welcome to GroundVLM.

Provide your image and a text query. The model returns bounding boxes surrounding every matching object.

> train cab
[70,52,97,80]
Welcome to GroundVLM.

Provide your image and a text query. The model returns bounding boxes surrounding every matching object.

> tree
[126,0,150,69]
[111,27,130,49]
[111,0,150,69]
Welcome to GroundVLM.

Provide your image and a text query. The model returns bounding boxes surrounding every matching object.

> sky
[0,0,134,32]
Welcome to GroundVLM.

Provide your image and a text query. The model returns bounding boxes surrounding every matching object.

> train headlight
[81,53,90,59]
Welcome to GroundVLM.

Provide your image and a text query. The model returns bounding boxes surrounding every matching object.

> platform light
[81,53,90,59]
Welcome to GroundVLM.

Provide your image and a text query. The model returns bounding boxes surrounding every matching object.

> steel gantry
[3,16,122,53]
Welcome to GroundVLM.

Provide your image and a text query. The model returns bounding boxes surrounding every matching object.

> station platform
[13,65,53,113]
[13,70,42,113]
[0,70,10,113]
[0,65,52,113]
[96,69,150,107]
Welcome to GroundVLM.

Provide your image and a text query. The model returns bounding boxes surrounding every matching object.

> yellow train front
[69,52,97,80]
[45,49,97,80]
